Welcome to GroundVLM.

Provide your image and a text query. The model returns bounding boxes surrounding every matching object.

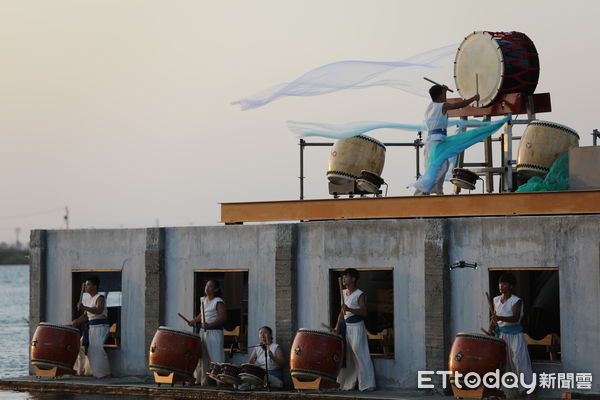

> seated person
[245,326,286,389]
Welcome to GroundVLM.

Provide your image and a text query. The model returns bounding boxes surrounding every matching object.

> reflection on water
[0,391,182,400]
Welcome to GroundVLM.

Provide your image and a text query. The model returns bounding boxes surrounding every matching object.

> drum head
[356,179,378,194]
[454,32,504,107]
[239,372,264,387]
[218,373,241,385]
[450,178,476,191]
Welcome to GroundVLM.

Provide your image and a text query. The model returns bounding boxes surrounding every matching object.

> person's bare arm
[442,94,480,113]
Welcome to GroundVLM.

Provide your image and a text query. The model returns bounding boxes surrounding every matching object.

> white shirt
[200,296,224,324]
[493,294,524,327]
[424,101,448,131]
[254,343,281,371]
[343,289,364,319]
[85,292,108,320]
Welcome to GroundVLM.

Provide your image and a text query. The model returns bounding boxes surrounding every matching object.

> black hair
[259,326,273,336]
[498,272,517,286]
[429,84,444,100]
[343,268,359,281]
[86,276,100,289]
[206,279,222,296]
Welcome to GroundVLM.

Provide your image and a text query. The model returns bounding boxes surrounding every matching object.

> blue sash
[339,315,364,368]
[81,318,109,352]
[267,369,283,380]
[493,324,524,336]
[194,323,223,334]
[429,128,447,136]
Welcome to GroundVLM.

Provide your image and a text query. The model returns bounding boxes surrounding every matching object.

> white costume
[74,293,111,378]
[253,343,284,388]
[336,289,376,391]
[194,296,225,385]
[494,294,533,397]
[414,101,450,195]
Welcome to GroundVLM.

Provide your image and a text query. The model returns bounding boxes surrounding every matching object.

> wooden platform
[220,190,600,224]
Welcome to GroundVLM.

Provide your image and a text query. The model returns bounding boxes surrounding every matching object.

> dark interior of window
[72,270,122,348]
[329,269,394,358]
[194,270,249,352]
[488,269,560,362]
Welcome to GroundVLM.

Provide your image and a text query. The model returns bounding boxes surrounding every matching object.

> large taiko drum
[448,332,507,382]
[30,323,80,371]
[327,135,385,185]
[516,120,579,178]
[148,326,202,379]
[290,329,344,382]
[454,31,540,107]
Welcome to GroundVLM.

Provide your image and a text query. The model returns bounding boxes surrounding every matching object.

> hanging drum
[450,168,479,191]
[454,31,539,107]
[516,121,579,178]
[30,323,80,372]
[327,135,385,185]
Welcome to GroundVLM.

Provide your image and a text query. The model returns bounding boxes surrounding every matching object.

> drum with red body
[208,362,224,382]
[290,329,344,382]
[30,323,80,371]
[448,332,507,381]
[454,31,539,107]
[148,326,202,379]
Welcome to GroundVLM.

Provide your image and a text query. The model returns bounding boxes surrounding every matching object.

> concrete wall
[448,215,600,393]
[42,228,148,375]
[34,214,600,393]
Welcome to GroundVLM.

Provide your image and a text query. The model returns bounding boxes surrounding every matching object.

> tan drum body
[327,135,385,184]
[290,329,344,382]
[148,327,202,378]
[30,323,80,371]
[517,121,579,177]
[448,332,507,377]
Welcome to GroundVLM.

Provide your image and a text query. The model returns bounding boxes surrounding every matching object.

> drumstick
[423,77,455,93]
[475,73,479,107]
[485,291,494,314]
[177,312,191,325]
[321,323,334,332]
[338,276,344,308]
[201,301,207,333]
[78,282,85,304]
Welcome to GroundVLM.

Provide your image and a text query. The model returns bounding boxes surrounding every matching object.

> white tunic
[337,288,376,391]
[493,294,533,394]
[424,102,448,131]
[194,296,225,385]
[254,343,283,388]
[74,292,110,378]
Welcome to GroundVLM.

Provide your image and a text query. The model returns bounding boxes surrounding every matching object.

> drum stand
[152,371,194,387]
[291,375,340,391]
[33,364,76,378]
[450,383,505,399]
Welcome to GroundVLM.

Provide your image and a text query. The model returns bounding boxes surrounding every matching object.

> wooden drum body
[290,329,344,382]
[327,135,385,185]
[455,31,539,107]
[451,168,479,190]
[448,332,506,379]
[148,326,202,379]
[30,323,80,371]
[516,120,579,178]
[218,363,242,385]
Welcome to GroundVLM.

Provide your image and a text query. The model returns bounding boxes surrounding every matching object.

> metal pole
[299,139,305,200]
[415,132,422,179]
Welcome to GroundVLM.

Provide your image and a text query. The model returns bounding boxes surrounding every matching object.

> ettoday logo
[418,370,536,394]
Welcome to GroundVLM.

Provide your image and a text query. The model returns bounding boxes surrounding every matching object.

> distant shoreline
[0,247,28,265]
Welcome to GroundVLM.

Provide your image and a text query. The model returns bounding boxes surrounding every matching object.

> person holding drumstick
[490,272,533,398]
[188,279,227,385]
[414,84,479,195]
[245,326,286,389]
[334,268,376,392]
[71,276,111,378]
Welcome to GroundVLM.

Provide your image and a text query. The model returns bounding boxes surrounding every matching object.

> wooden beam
[447,92,551,118]
[220,190,600,224]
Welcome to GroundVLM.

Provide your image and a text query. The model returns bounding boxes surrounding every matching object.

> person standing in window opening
[334,268,376,392]
[490,272,534,399]
[414,84,479,195]
[71,276,111,378]
[188,279,227,385]
[244,326,286,389]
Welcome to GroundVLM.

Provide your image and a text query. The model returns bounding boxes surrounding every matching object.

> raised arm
[442,94,480,113]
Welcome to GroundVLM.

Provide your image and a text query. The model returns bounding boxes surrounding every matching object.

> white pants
[194,329,224,385]
[499,332,533,397]
[336,321,376,391]
[424,134,450,194]
[74,324,110,378]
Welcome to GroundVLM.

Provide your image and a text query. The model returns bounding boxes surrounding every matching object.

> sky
[1,0,598,244]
